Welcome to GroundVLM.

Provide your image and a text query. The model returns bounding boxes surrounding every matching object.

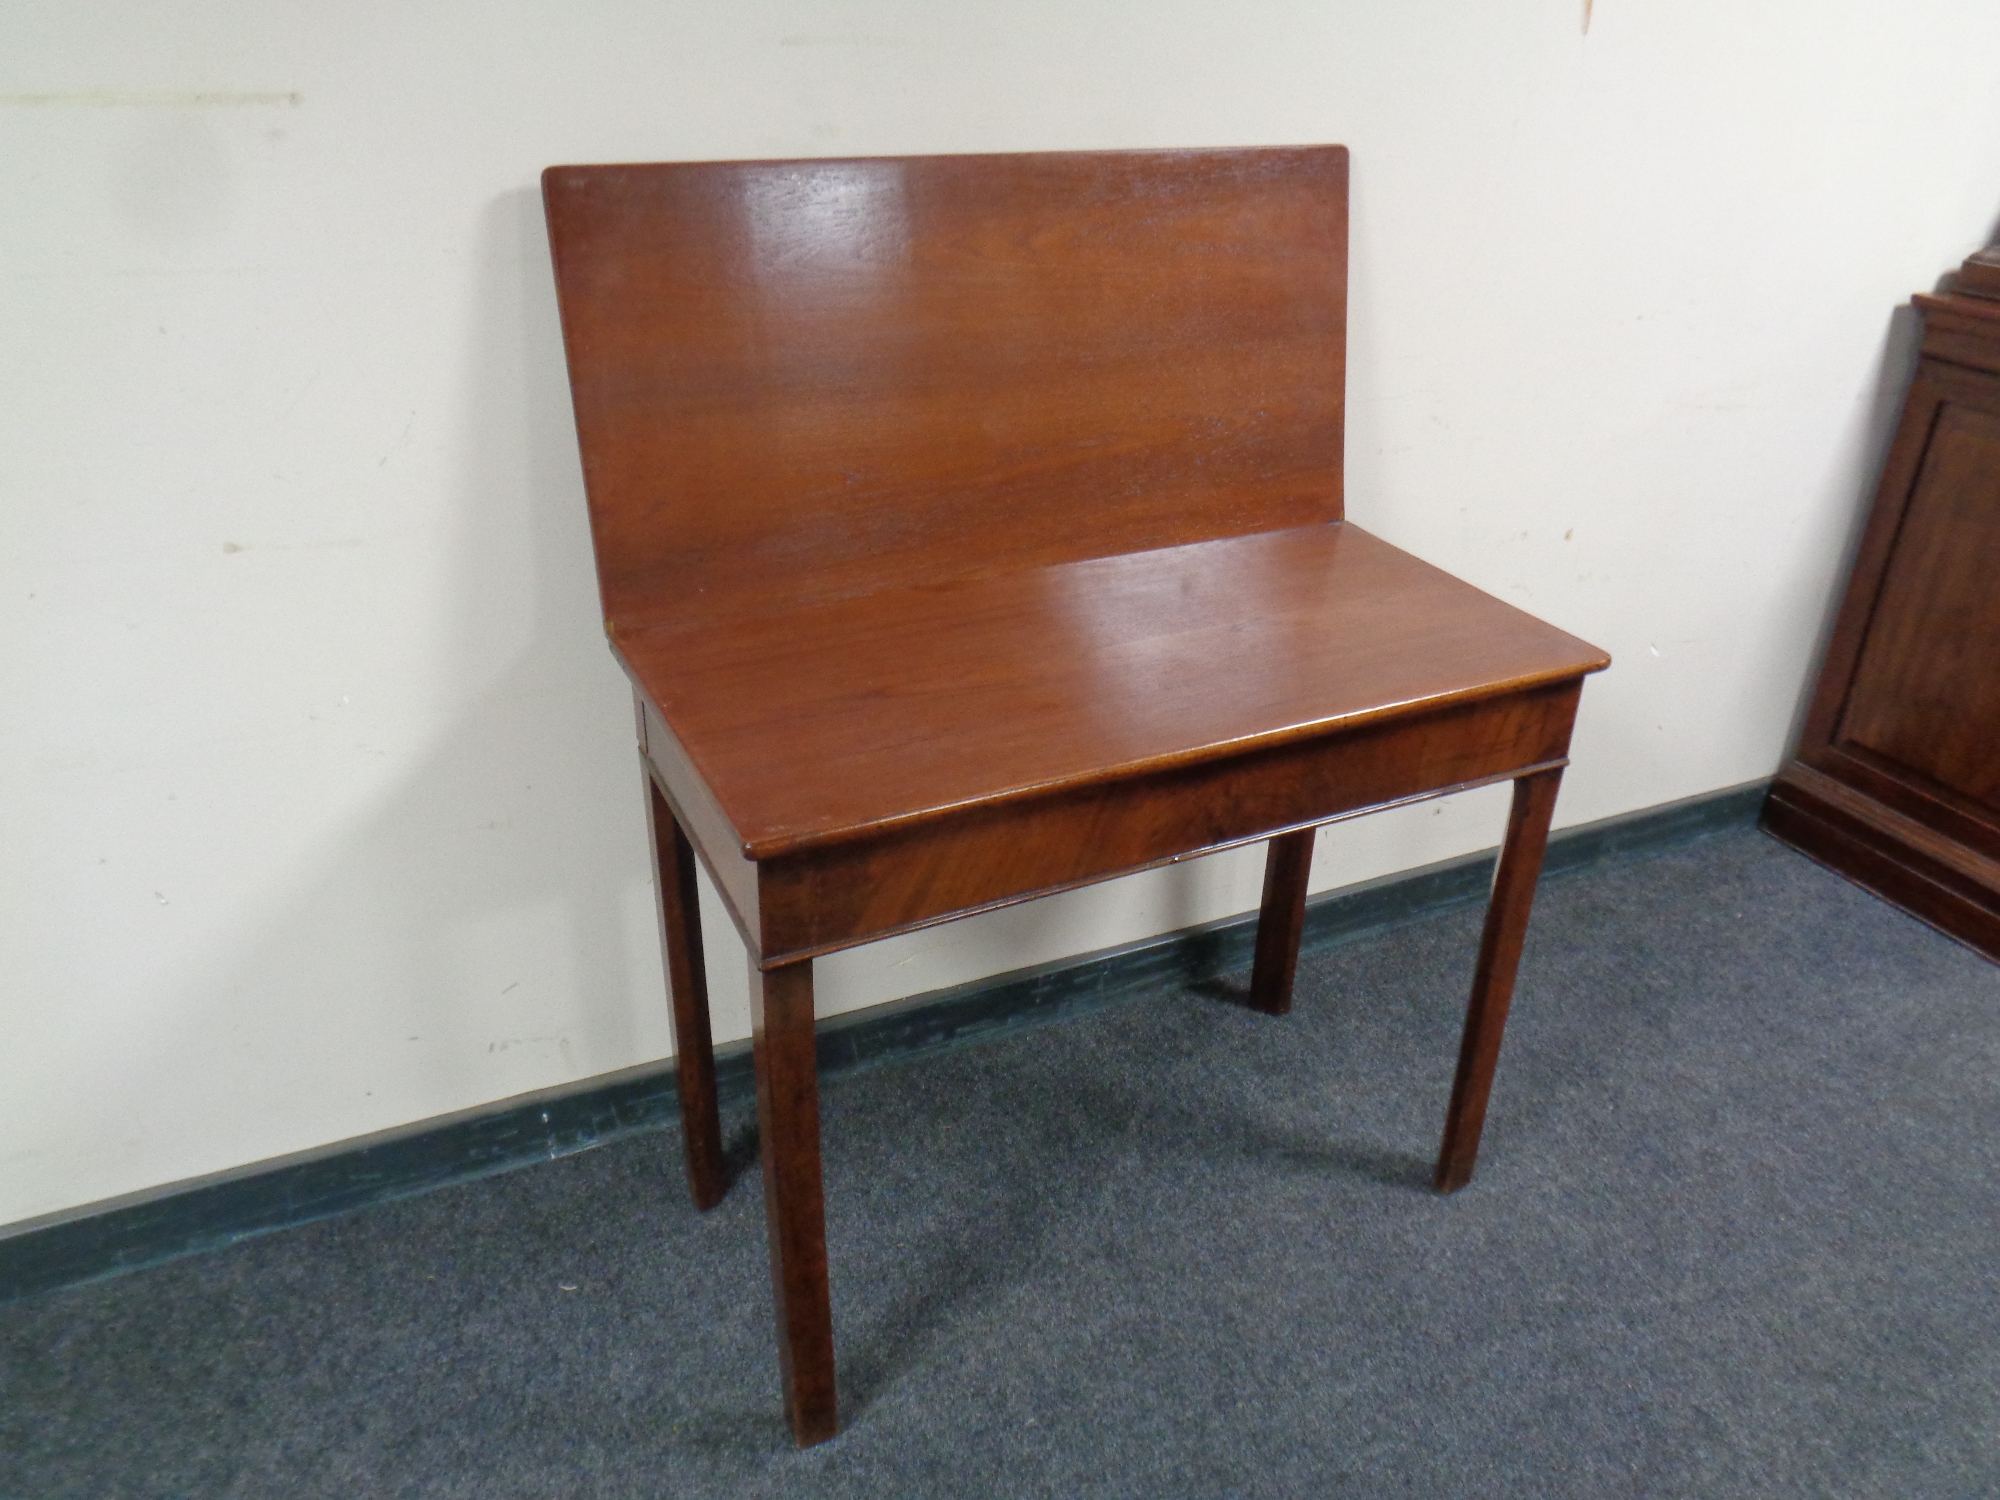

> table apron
[745,678,1583,965]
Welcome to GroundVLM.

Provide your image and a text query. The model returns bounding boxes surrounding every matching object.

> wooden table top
[615,521,1609,859]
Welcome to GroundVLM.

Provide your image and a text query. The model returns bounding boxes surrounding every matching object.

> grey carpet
[3,829,1997,1498]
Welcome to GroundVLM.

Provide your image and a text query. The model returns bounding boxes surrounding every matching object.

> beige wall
[6,0,1999,1227]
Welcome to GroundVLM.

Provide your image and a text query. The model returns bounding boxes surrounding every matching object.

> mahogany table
[543,146,1609,1445]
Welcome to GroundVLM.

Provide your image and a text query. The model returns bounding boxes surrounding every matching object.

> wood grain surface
[746,679,1582,963]
[1768,276,2000,965]
[645,774,726,1209]
[1838,403,2000,808]
[1434,767,1564,1192]
[1250,828,1316,1015]
[749,958,836,1445]
[616,520,1606,859]
[544,147,1347,629]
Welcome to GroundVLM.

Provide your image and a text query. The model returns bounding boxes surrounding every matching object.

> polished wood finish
[617,522,1594,866]
[1250,829,1316,1015]
[750,958,836,1446]
[1765,763,2000,958]
[1766,251,2000,962]
[630,528,1592,965]
[645,772,725,1209]
[544,146,1609,1445]
[1435,768,1564,1192]
[544,149,1347,632]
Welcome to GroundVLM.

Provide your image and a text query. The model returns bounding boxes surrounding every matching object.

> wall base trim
[0,779,1768,1305]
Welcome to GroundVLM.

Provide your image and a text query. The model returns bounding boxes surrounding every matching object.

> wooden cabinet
[1764,249,2000,961]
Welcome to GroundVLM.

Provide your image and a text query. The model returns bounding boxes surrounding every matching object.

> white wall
[6,0,1999,1230]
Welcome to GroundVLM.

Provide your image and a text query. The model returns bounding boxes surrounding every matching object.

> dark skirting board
[0,779,1768,1306]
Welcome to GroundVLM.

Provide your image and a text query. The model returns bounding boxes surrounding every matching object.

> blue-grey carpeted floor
[4,829,1998,1497]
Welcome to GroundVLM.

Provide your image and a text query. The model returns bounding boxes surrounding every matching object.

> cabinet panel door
[1839,399,2000,812]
